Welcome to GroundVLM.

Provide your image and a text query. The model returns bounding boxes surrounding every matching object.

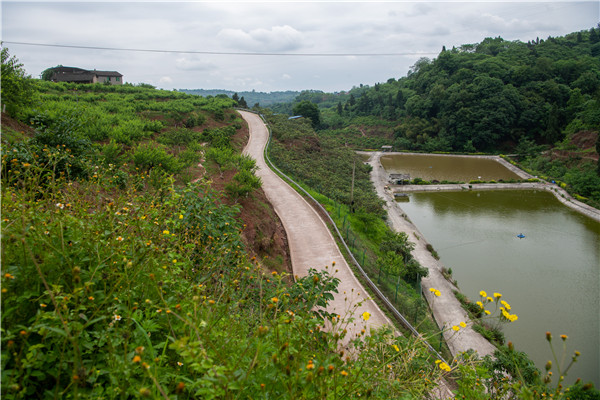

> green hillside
[278,27,600,208]
[1,49,448,399]
[2,43,599,399]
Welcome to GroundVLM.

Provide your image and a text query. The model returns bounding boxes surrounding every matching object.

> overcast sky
[2,1,599,92]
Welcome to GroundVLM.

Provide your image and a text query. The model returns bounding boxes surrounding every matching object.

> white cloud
[3,1,599,92]
[217,25,304,52]
[175,57,215,72]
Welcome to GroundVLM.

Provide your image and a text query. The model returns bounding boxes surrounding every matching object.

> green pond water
[398,190,600,386]
[381,153,522,181]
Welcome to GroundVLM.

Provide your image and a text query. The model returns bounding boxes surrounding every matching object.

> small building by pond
[389,173,410,185]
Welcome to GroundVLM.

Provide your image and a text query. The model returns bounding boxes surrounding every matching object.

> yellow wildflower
[479,290,487,297]
[362,311,371,321]
[439,362,451,372]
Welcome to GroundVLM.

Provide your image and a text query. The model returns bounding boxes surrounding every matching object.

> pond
[399,190,600,386]
[380,153,522,182]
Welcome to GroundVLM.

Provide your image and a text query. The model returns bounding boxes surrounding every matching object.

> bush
[101,140,125,166]
[132,142,182,173]
[202,126,236,148]
[143,119,164,133]
[157,128,202,146]
[225,168,262,200]
[483,345,540,385]
[110,119,149,144]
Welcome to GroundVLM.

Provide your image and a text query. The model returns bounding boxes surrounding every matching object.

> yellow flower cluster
[500,307,518,322]
[478,290,518,322]
[429,288,441,297]
[435,359,451,372]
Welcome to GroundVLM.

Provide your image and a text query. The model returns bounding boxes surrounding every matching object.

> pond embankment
[366,152,497,358]
[381,152,600,223]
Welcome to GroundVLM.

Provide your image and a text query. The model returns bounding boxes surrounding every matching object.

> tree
[376,251,406,302]
[596,133,600,176]
[238,96,248,108]
[232,92,239,102]
[41,65,61,81]
[1,47,33,116]
[590,27,599,44]
[293,100,321,128]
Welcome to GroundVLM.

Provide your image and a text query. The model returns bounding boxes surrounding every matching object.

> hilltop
[178,88,301,107]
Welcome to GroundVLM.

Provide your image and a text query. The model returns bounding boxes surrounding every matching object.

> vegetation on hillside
[262,107,599,400]
[3,43,599,399]
[1,50,450,399]
[274,27,600,207]
[321,27,600,150]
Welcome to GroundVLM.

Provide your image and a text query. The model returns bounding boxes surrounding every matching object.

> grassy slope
[0,83,448,399]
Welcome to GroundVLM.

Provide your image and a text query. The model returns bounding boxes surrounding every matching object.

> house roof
[92,70,123,77]
[49,66,122,78]
[54,72,96,82]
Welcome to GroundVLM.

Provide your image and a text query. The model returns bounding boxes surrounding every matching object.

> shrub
[110,119,149,144]
[225,168,262,200]
[157,128,202,146]
[132,142,182,173]
[101,139,124,166]
[202,126,236,148]
[143,119,164,133]
[482,345,540,385]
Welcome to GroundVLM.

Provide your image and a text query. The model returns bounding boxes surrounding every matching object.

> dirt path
[366,152,497,358]
[239,111,394,342]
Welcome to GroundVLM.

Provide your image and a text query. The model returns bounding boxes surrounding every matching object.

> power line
[2,41,438,57]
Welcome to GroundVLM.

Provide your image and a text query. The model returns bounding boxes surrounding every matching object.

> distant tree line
[316,26,600,153]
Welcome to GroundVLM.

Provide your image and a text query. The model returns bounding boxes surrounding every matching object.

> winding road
[239,111,394,342]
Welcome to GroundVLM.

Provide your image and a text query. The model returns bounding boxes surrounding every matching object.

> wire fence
[247,110,447,363]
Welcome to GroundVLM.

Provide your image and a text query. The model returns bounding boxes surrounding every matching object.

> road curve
[239,111,394,341]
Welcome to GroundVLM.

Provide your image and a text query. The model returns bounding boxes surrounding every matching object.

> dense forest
[274,27,600,207]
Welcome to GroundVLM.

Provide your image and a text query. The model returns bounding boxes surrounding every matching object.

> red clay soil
[550,130,599,162]
[1,113,36,137]
[1,111,292,276]
[211,122,292,276]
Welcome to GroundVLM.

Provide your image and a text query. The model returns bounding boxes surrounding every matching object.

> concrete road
[366,152,497,358]
[239,111,394,342]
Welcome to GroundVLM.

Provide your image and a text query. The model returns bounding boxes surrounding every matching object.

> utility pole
[350,159,356,213]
